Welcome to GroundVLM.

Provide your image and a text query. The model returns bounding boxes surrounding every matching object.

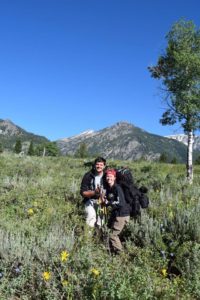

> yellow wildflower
[62,280,68,286]
[161,268,168,277]
[91,268,100,277]
[169,211,173,218]
[61,250,69,262]
[42,271,51,281]
[28,208,34,216]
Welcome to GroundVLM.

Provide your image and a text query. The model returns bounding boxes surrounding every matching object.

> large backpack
[116,167,149,217]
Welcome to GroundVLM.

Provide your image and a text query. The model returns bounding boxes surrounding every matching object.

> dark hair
[94,157,106,165]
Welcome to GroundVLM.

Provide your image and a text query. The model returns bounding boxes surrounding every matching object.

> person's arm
[82,188,101,199]
[80,173,100,199]
[82,190,96,198]
[80,173,91,195]
[116,185,125,207]
[107,186,123,208]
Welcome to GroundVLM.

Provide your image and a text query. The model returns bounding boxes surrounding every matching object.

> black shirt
[80,169,107,202]
[106,183,130,217]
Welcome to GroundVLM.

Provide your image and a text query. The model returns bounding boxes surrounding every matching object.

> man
[105,169,130,254]
[80,157,107,227]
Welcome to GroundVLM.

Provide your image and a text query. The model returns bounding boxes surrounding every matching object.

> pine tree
[14,139,22,154]
[75,143,89,158]
[27,141,34,156]
[45,142,60,156]
[0,143,3,153]
[195,155,200,165]
[159,153,168,163]
[171,157,178,164]
[35,142,60,157]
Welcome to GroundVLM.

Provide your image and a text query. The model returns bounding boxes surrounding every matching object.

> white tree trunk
[42,147,46,157]
[187,130,194,184]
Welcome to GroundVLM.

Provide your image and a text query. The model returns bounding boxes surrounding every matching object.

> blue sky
[0,0,200,141]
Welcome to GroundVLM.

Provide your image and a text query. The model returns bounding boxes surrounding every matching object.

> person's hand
[94,187,100,198]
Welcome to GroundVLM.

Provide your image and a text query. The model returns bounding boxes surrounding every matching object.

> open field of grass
[0,153,199,299]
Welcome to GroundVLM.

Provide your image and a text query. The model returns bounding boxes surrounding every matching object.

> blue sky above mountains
[0,0,200,140]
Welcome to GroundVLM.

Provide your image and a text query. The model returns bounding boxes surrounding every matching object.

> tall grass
[0,153,199,299]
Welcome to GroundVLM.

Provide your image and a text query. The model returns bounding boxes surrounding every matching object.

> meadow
[0,153,199,299]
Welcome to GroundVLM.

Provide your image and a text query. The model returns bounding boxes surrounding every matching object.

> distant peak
[2,119,14,124]
[78,130,95,136]
[165,134,186,138]
[60,129,95,142]
[107,121,131,127]
[111,121,135,129]
[116,121,131,125]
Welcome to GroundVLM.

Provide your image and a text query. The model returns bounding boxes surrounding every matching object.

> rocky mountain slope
[0,119,49,151]
[165,134,200,151]
[1,119,199,161]
[56,122,195,162]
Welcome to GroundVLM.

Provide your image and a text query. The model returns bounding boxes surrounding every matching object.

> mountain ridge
[56,121,198,162]
[0,119,49,151]
[165,134,200,151]
[1,119,199,161]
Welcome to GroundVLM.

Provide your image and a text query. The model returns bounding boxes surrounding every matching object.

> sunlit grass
[0,153,199,299]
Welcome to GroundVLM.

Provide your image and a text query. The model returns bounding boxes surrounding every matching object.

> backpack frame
[116,167,149,217]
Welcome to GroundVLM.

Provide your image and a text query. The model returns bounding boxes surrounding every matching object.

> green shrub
[0,154,199,298]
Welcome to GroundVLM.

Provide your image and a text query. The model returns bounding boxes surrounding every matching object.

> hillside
[0,154,199,298]
[56,121,193,162]
[166,134,200,151]
[0,119,49,151]
[1,119,199,162]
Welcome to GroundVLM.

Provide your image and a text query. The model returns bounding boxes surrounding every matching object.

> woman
[105,169,130,254]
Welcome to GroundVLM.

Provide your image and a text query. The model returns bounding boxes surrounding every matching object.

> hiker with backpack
[80,157,107,228]
[116,167,149,218]
[105,169,131,254]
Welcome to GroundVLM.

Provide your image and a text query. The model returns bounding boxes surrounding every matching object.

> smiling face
[95,161,105,175]
[106,173,116,187]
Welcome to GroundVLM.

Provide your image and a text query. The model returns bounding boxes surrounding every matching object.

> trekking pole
[102,204,107,225]
[96,185,106,228]
[100,186,108,227]
[96,196,102,227]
